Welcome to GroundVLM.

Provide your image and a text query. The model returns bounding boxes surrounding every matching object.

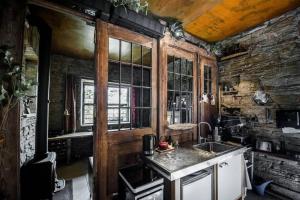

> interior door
[94,19,158,199]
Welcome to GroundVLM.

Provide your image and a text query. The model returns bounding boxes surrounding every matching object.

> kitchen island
[145,143,248,200]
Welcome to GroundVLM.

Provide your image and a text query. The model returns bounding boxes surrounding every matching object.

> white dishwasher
[181,167,213,200]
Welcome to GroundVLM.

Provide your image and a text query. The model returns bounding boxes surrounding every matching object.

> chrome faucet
[198,122,212,144]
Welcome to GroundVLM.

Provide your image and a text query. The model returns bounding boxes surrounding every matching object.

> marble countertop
[145,143,247,181]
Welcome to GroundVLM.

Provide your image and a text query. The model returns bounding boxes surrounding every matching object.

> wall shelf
[220,51,248,61]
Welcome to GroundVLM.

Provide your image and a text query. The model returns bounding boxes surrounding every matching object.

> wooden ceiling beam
[28,0,94,23]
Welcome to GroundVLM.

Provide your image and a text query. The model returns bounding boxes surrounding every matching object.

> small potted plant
[0,46,36,145]
[109,0,165,38]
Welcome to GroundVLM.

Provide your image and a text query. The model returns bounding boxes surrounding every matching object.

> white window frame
[80,78,95,127]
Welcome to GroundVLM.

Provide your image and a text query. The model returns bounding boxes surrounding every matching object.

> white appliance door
[182,174,212,200]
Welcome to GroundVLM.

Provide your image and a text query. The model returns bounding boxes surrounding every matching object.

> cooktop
[119,164,163,193]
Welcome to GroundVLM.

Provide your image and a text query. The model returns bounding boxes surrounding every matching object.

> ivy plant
[0,46,37,130]
[110,0,149,15]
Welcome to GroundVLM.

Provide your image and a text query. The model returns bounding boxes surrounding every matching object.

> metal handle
[219,162,228,168]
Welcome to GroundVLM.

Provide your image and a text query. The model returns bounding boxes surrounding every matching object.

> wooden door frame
[94,20,158,199]
[158,34,216,140]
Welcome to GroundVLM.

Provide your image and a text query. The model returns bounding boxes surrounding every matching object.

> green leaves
[0,45,37,108]
[110,0,149,15]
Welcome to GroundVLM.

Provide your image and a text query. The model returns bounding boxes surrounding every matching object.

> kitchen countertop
[145,143,247,181]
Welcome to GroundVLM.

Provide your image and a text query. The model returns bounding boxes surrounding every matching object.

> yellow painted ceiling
[148,0,300,42]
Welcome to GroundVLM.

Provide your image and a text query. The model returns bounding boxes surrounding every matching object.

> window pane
[120,87,130,107]
[121,41,131,63]
[204,66,209,79]
[108,86,119,106]
[174,57,180,73]
[174,74,180,91]
[108,108,119,124]
[181,93,187,108]
[84,85,94,104]
[83,105,94,124]
[174,110,180,124]
[187,61,193,75]
[132,87,142,107]
[174,91,181,110]
[167,91,174,111]
[120,108,130,123]
[143,68,151,87]
[168,72,174,90]
[143,88,151,107]
[209,67,212,79]
[209,81,212,94]
[168,56,174,72]
[181,75,188,91]
[108,62,120,83]
[132,108,141,128]
[109,38,120,61]
[180,109,192,123]
[142,46,151,66]
[181,59,187,75]
[188,77,193,92]
[121,63,131,84]
[142,108,151,127]
[132,43,142,65]
[204,80,208,93]
[181,109,187,123]
[167,111,174,125]
[133,67,142,86]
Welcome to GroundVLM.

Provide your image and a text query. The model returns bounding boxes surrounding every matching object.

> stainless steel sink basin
[193,142,236,155]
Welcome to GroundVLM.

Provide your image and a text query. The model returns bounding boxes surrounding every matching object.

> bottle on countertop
[214,127,221,142]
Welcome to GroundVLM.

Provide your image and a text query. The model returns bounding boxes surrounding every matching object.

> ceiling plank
[148,0,300,42]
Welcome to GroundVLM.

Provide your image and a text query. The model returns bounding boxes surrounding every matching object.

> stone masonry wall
[20,115,36,165]
[218,8,300,199]
[49,54,95,136]
[218,8,300,135]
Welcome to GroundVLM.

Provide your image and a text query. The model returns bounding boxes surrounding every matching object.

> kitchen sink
[193,142,236,155]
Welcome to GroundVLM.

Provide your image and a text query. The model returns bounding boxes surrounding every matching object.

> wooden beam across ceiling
[148,0,300,42]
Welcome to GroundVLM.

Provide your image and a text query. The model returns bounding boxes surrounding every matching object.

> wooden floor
[53,159,91,200]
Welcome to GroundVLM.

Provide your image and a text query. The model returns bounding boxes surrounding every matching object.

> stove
[119,164,164,200]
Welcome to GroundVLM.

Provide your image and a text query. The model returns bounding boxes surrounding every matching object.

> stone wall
[49,54,95,136]
[20,115,36,166]
[218,8,300,134]
[218,8,300,199]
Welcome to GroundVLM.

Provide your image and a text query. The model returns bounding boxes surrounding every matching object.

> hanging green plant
[110,0,149,15]
[0,46,37,132]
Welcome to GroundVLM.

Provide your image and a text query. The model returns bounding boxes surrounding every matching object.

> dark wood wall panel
[0,0,26,199]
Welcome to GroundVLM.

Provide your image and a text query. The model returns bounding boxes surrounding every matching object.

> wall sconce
[200,93,209,103]
[169,21,184,40]
[199,93,216,105]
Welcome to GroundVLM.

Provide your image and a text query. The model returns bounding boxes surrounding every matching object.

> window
[167,55,193,125]
[108,37,152,131]
[81,79,95,126]
[204,65,212,94]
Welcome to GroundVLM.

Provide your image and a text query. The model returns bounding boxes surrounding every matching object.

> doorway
[27,3,96,200]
